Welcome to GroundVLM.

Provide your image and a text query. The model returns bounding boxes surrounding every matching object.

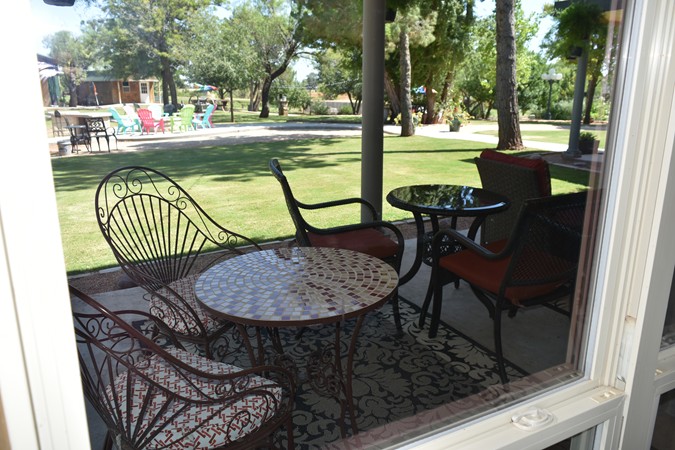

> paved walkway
[50,120,604,169]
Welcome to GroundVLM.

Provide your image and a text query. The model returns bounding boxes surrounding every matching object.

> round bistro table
[195,246,399,436]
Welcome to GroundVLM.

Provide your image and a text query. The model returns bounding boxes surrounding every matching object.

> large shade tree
[91,0,214,106]
[386,5,437,136]
[545,1,608,125]
[233,0,302,118]
[315,48,363,114]
[181,9,260,122]
[43,31,93,107]
[410,0,475,125]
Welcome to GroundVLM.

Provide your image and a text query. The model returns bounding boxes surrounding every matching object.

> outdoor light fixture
[541,69,563,120]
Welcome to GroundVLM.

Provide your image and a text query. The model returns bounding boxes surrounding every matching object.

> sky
[30,0,553,81]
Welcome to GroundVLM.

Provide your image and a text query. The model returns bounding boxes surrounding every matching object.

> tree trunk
[583,76,599,125]
[160,57,178,106]
[229,90,235,123]
[495,0,523,150]
[260,76,273,118]
[249,80,261,111]
[384,70,400,122]
[424,82,437,124]
[399,28,414,137]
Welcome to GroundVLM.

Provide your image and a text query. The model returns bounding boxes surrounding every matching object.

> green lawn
[475,128,608,148]
[52,135,589,275]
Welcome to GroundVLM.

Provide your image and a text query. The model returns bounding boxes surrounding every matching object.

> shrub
[579,131,597,142]
[338,105,353,115]
[310,100,329,115]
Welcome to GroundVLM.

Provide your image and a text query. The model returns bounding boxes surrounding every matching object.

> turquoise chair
[108,107,140,134]
[192,104,215,129]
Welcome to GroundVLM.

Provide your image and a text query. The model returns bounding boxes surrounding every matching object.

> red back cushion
[479,150,551,196]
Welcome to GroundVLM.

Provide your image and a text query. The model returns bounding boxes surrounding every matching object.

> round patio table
[195,246,399,436]
[387,184,509,284]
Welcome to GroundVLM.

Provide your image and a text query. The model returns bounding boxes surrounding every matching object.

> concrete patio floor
[78,233,572,448]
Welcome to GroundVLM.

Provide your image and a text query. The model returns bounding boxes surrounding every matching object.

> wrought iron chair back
[85,117,117,152]
[71,285,295,450]
[95,166,261,357]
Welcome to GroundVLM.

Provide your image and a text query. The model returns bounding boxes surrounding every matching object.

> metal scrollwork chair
[85,117,118,152]
[269,158,405,330]
[71,286,295,450]
[430,191,587,383]
[95,166,262,359]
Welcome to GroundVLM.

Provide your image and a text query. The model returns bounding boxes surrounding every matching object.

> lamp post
[541,69,563,120]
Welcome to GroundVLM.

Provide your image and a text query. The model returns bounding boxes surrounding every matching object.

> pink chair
[137,108,165,134]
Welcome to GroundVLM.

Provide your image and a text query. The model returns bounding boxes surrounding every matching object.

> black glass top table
[387,184,509,284]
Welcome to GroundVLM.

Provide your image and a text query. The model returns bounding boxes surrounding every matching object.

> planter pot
[449,119,461,132]
[579,139,599,155]
[58,140,72,156]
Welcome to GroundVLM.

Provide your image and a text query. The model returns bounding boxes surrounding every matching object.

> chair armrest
[432,227,510,263]
[297,197,380,221]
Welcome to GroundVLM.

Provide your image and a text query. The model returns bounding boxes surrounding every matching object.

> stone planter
[57,140,72,157]
[449,119,461,132]
[579,139,599,155]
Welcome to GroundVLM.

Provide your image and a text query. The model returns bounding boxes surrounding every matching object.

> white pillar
[361,0,386,221]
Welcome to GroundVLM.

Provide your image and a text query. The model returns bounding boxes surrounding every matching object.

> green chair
[174,104,196,132]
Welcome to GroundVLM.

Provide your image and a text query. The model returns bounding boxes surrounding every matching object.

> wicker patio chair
[474,150,551,245]
[430,191,587,382]
[269,158,405,330]
[71,286,295,450]
[95,166,262,359]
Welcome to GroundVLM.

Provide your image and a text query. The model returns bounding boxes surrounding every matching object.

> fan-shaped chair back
[95,166,261,356]
[71,285,295,449]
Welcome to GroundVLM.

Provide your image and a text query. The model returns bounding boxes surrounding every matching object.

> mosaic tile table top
[195,247,399,326]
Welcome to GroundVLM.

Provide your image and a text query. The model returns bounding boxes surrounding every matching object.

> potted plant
[579,131,599,154]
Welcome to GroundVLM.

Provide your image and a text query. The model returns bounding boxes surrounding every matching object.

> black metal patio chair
[269,158,405,330]
[430,191,587,383]
[85,117,117,152]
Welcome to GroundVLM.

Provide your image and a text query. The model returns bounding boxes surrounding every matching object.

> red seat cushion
[479,150,551,196]
[439,240,567,305]
[308,228,399,260]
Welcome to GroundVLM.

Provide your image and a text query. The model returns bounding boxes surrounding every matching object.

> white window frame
[5,0,675,448]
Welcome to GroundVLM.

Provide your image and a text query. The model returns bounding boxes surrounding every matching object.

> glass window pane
[36,0,627,447]
[661,268,675,349]
[651,388,675,450]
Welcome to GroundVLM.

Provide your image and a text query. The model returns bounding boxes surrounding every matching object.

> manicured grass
[476,128,608,149]
[51,136,589,274]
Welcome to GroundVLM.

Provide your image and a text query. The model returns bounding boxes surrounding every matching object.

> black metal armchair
[85,117,118,152]
[95,166,262,359]
[269,158,405,329]
[71,286,295,449]
[430,192,587,382]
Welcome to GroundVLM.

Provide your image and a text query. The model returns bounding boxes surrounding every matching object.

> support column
[361,0,386,222]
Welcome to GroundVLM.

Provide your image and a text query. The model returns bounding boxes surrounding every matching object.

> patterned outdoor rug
[136,297,526,448]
